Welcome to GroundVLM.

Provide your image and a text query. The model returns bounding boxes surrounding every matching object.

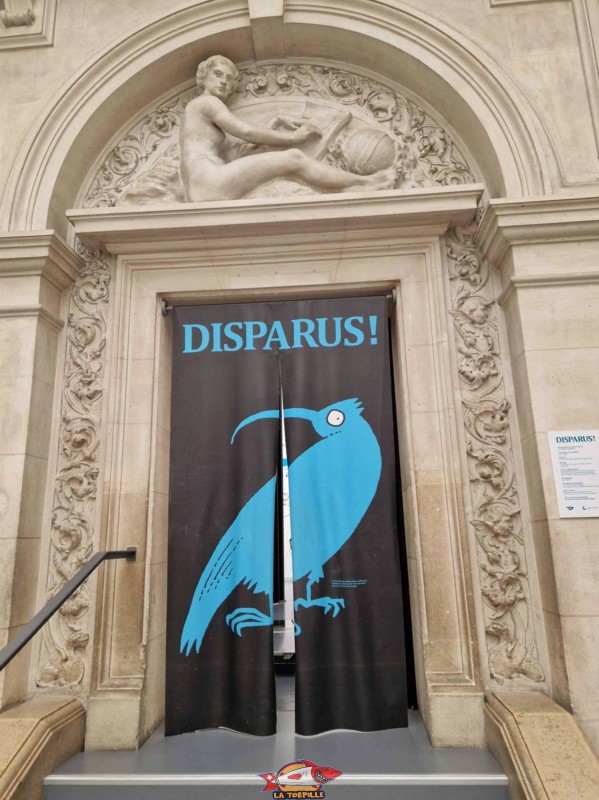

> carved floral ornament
[84,61,475,207]
[37,245,111,689]
[446,228,544,687]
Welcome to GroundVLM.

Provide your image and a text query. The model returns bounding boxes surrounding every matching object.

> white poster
[548,431,599,518]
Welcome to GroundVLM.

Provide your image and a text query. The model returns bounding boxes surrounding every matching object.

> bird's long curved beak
[231,407,316,444]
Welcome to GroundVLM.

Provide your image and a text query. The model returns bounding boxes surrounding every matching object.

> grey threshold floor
[45,677,508,800]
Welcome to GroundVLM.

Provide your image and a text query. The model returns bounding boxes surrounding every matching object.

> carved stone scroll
[446,227,545,687]
[0,0,35,27]
[84,62,475,207]
[37,246,110,689]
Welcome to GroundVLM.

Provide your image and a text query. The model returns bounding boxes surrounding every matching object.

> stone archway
[0,0,559,235]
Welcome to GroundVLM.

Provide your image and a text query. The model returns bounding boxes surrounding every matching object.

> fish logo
[259,759,342,797]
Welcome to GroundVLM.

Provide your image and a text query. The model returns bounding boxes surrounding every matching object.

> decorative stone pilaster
[36,246,111,690]
[446,226,545,688]
[0,232,79,708]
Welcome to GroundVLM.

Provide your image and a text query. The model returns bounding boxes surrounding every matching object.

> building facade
[1,1,599,797]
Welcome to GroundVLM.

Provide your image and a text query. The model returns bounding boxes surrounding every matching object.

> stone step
[45,713,507,800]
[45,777,508,799]
[45,679,507,800]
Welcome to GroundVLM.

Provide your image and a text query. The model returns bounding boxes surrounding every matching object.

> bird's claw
[294,596,346,618]
[225,607,273,636]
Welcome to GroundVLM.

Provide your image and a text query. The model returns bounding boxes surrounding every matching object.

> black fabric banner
[280,297,407,734]
[166,304,280,737]
[166,297,407,737]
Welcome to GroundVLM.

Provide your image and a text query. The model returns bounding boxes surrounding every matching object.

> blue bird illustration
[180,398,381,655]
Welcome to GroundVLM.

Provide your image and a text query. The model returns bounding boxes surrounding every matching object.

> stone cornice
[67,184,483,254]
[497,270,599,306]
[0,230,81,291]
[0,304,64,331]
[476,192,599,265]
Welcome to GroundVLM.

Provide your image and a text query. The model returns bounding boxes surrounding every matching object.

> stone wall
[1,0,598,756]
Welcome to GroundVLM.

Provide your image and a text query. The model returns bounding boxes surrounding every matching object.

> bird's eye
[326,410,345,427]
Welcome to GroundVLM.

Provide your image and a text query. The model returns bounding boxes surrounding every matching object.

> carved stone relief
[446,227,545,687]
[84,61,475,207]
[37,246,110,689]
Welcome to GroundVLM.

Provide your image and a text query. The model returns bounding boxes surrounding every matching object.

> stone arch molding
[0,0,560,234]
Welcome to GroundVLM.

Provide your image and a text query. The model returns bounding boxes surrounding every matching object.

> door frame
[63,188,486,749]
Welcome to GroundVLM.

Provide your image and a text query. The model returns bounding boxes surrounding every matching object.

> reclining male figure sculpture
[180,55,398,202]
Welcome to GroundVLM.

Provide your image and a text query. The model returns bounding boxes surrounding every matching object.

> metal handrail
[0,547,137,672]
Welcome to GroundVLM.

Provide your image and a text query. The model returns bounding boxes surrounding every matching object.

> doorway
[165,295,413,737]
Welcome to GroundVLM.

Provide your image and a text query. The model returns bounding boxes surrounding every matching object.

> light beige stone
[119,422,153,493]
[152,422,171,498]
[17,454,50,539]
[519,432,550,524]
[0,538,17,629]
[509,241,599,278]
[486,691,599,800]
[529,520,560,616]
[31,322,59,388]
[148,490,168,566]
[500,291,525,364]
[560,615,599,723]
[0,696,84,800]
[111,490,149,556]
[507,52,596,182]
[400,279,435,347]
[85,694,142,751]
[0,455,25,534]
[0,276,46,308]
[0,318,37,379]
[546,520,599,617]
[2,0,599,769]
[582,720,599,758]
[123,358,155,426]
[155,364,172,434]
[509,351,537,441]
[109,560,147,678]
[24,376,55,460]
[404,343,444,414]
[0,623,32,707]
[541,609,570,710]
[4,536,41,628]
[427,690,486,748]
[139,630,166,743]
[0,376,33,455]
[157,316,172,375]
[409,412,445,472]
[516,284,599,353]
[126,298,159,361]
[147,561,167,640]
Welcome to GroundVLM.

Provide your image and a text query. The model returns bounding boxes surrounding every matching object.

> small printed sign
[548,431,599,518]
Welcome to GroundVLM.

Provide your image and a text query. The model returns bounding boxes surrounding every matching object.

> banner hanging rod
[162,290,396,318]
